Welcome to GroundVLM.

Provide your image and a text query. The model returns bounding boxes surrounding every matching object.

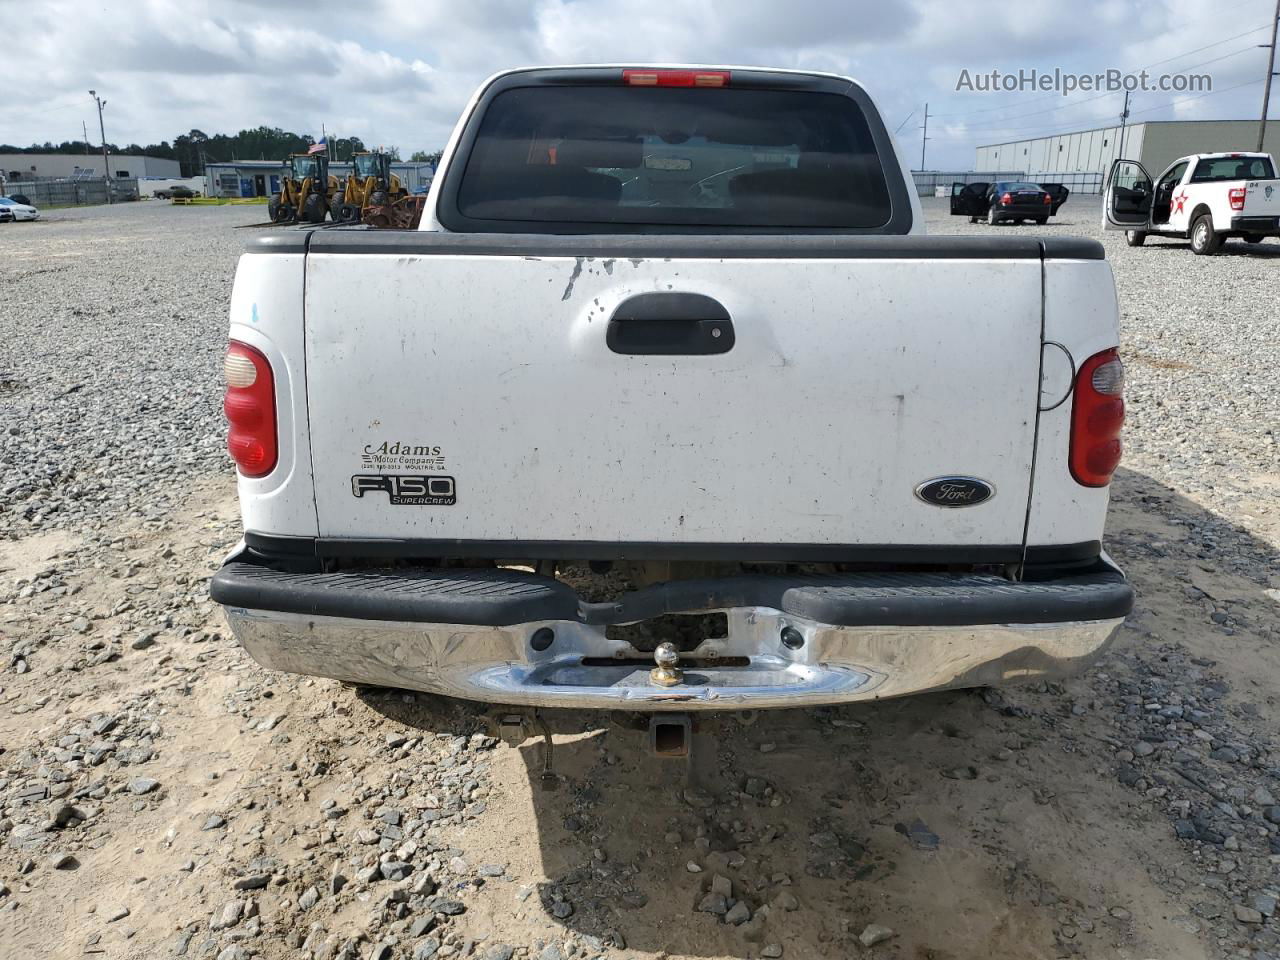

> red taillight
[999,192,1013,205]
[223,341,277,478]
[1069,348,1125,488]
[623,69,730,88]
[1228,187,1246,211]
[1043,193,1052,204]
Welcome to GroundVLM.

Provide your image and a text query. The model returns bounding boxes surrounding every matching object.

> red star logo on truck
[1172,189,1189,215]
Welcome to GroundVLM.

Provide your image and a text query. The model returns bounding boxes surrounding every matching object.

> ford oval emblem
[915,476,995,508]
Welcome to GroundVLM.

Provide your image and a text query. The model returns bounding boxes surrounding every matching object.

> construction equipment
[333,151,410,224]
[268,153,338,224]
[363,192,427,229]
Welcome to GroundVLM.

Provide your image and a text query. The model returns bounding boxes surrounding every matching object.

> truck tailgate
[1244,179,1280,216]
[302,235,1053,554]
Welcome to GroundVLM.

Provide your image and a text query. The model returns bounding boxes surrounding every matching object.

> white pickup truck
[210,65,1132,715]
[1104,152,1280,253]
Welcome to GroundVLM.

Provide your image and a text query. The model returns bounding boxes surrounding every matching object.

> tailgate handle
[606,293,734,356]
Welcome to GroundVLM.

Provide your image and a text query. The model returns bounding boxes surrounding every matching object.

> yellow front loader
[268,153,339,224]
[333,151,411,223]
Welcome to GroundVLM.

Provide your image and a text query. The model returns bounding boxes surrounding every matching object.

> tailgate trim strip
[242,532,1100,566]
[269,231,1104,260]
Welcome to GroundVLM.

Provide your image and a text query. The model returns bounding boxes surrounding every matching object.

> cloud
[0,0,1272,167]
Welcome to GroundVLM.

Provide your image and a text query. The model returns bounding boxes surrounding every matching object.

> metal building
[205,160,436,198]
[976,121,1280,180]
[0,152,180,180]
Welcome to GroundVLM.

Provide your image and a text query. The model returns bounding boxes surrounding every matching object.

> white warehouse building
[976,120,1280,180]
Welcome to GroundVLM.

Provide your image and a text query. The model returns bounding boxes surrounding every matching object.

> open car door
[1103,160,1153,230]
[949,182,989,217]
[1040,183,1070,216]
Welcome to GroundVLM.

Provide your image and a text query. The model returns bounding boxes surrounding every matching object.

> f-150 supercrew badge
[914,477,994,507]
[351,475,456,505]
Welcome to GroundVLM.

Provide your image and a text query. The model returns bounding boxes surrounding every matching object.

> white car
[0,196,40,221]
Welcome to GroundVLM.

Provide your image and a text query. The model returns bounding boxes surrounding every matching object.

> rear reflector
[223,341,277,478]
[1070,348,1125,488]
[223,351,258,388]
[623,69,730,88]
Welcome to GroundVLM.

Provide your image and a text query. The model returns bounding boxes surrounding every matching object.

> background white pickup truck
[211,65,1133,712]
[1104,152,1280,254]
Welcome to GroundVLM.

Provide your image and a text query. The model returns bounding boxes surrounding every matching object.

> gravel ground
[0,202,257,539]
[1,197,1278,960]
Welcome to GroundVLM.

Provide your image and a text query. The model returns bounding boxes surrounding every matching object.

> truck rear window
[452,86,894,229]
[1189,156,1276,182]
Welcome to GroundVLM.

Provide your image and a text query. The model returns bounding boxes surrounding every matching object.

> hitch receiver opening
[650,714,692,759]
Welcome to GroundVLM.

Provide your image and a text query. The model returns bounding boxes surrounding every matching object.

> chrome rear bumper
[221,605,1122,711]
[213,553,1130,711]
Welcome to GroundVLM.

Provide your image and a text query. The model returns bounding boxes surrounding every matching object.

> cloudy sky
[2,0,1276,168]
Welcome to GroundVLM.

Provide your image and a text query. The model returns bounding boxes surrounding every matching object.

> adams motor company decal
[360,440,447,472]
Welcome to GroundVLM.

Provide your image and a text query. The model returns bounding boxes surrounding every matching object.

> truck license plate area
[528,657,868,698]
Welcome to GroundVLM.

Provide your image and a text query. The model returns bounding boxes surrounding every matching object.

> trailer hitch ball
[780,625,805,650]
[650,642,683,687]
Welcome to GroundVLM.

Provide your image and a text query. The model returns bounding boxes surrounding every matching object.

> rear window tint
[1190,157,1276,182]
[452,86,893,229]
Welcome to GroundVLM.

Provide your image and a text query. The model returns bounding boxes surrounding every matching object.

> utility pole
[88,90,112,203]
[82,121,90,155]
[919,103,930,172]
[1258,0,1280,151]
[1118,91,1131,158]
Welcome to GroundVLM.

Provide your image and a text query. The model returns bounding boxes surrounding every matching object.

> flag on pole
[308,138,327,155]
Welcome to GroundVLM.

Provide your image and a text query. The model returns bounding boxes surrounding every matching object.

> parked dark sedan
[950,180,1069,225]
[154,185,198,199]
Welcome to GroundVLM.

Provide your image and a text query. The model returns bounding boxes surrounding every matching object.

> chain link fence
[1,178,139,207]
[912,170,1105,197]
[911,171,1025,197]
[1028,172,1104,195]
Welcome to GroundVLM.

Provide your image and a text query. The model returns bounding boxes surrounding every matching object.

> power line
[931,74,1267,140]
[953,90,1115,130]
[950,46,1259,135]
[937,42,1266,138]
[934,22,1271,120]
[1170,43,1264,74]
[1127,76,1263,116]
[1142,24,1270,69]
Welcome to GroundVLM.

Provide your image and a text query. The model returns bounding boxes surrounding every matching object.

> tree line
[1,127,441,176]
